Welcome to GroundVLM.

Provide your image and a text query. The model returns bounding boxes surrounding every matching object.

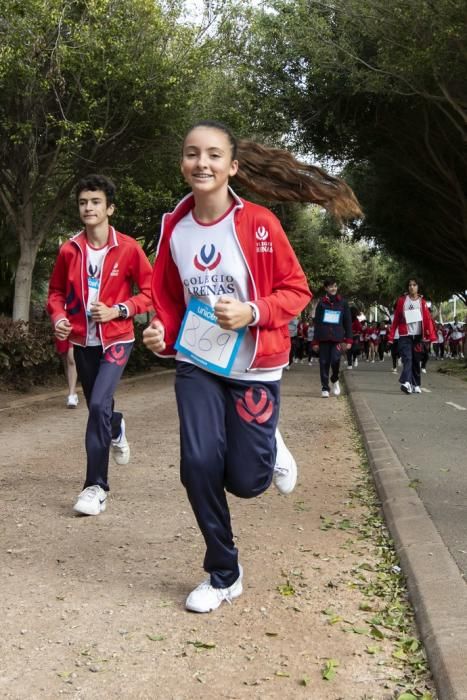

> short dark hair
[407,276,420,288]
[75,174,116,206]
[323,277,337,288]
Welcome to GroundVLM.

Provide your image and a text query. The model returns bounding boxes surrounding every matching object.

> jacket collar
[71,226,118,249]
[167,186,244,229]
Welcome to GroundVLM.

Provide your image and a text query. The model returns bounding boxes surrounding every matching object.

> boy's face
[325,283,338,296]
[78,189,114,228]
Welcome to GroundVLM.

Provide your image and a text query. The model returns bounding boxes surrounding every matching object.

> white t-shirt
[169,208,281,381]
[86,243,108,345]
[404,297,422,336]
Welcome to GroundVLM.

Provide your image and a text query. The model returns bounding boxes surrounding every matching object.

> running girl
[143,120,361,613]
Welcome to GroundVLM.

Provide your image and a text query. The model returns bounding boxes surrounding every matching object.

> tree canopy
[228,0,467,298]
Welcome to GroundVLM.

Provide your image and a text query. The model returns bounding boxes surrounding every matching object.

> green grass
[435,359,467,382]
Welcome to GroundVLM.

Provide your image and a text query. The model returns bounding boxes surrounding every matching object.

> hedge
[0,316,172,392]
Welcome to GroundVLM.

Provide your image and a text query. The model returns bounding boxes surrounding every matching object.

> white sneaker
[67,393,79,408]
[400,381,412,394]
[73,485,107,516]
[398,358,402,367]
[353,358,358,368]
[186,565,243,613]
[308,359,313,365]
[392,368,397,373]
[321,390,330,398]
[332,380,341,396]
[413,385,422,394]
[421,368,427,374]
[273,430,298,495]
[346,365,353,370]
[111,418,130,465]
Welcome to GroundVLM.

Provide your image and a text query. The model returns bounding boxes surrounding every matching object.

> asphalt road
[344,358,467,579]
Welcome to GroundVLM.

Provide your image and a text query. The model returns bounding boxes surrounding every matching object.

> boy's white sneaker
[321,390,330,398]
[413,385,422,394]
[67,393,79,408]
[400,381,412,394]
[111,418,130,465]
[332,380,341,396]
[73,485,107,516]
[186,565,243,613]
[273,430,298,495]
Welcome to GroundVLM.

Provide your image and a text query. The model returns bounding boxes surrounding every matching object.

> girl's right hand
[143,319,166,353]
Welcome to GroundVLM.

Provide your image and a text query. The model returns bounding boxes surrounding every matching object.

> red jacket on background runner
[48,227,153,350]
[388,293,436,343]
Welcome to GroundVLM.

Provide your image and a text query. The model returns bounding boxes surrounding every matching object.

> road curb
[344,371,467,700]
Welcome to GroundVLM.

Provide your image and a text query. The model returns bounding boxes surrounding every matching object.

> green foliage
[283,204,412,310]
[225,0,467,297]
[0,317,60,390]
[0,0,207,320]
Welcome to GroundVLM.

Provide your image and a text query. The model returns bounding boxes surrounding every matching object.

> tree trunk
[12,199,42,323]
[12,240,40,322]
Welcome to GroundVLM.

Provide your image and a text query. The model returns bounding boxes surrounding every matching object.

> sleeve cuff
[247,302,260,327]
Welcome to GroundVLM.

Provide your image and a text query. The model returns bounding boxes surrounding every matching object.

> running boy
[143,120,361,613]
[47,174,153,515]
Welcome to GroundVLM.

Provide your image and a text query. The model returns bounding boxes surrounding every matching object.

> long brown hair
[184,121,362,222]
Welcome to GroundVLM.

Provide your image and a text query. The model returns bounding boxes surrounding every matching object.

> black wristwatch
[115,303,129,319]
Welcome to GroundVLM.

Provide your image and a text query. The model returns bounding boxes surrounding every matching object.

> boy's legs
[74,343,133,491]
[329,343,342,383]
[319,342,332,390]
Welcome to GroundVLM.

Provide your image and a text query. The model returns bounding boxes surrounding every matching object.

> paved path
[343,358,467,700]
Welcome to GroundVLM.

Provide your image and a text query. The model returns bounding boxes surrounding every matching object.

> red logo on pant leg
[104,344,128,366]
[236,387,274,424]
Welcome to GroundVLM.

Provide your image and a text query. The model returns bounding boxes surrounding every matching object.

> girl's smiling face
[181,127,238,196]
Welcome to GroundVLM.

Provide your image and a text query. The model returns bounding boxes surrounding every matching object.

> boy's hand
[143,319,166,353]
[55,319,72,340]
[90,301,119,322]
[214,297,253,330]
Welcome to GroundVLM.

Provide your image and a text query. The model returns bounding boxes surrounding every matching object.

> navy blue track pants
[74,343,133,491]
[319,341,342,391]
[398,334,423,387]
[174,361,280,589]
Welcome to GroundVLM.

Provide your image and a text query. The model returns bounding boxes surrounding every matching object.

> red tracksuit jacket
[388,294,436,343]
[151,190,312,370]
[47,227,153,350]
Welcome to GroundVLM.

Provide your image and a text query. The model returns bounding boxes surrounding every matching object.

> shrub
[0,316,61,391]
[0,316,173,392]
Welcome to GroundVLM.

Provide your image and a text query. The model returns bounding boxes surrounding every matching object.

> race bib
[323,309,341,324]
[175,297,246,376]
[405,307,422,324]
